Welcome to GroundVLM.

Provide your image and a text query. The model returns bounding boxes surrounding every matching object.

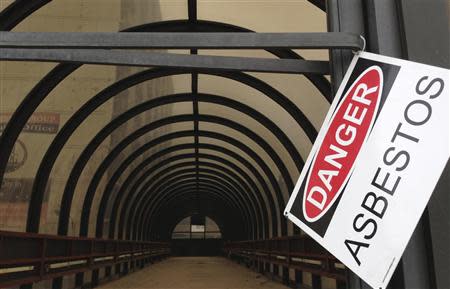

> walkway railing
[224,235,346,287]
[0,230,170,288]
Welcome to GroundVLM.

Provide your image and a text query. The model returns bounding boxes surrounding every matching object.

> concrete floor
[98,257,289,289]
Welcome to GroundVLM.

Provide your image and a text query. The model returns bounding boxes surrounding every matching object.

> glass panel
[205,216,219,231]
[171,216,222,239]
[171,232,190,239]
[172,216,191,233]
[191,232,205,239]
[205,232,222,239]
[191,225,205,233]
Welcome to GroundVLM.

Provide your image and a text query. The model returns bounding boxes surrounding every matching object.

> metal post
[312,274,322,289]
[395,1,450,289]
[363,3,408,289]
[295,269,303,288]
[326,0,365,93]
[328,1,449,288]
[284,238,291,285]
[326,1,368,288]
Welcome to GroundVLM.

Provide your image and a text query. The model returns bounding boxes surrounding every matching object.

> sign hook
[353,35,366,55]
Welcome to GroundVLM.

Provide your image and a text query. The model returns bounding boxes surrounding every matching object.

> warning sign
[284,52,449,289]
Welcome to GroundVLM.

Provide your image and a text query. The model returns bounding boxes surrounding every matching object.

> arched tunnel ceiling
[0,0,331,246]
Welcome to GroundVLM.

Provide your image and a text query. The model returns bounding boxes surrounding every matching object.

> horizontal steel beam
[0,48,330,74]
[0,32,364,50]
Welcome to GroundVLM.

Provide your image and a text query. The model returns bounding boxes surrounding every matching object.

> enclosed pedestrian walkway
[0,0,448,289]
[97,257,290,289]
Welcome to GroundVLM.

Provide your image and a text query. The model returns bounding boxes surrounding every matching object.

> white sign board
[284,52,449,289]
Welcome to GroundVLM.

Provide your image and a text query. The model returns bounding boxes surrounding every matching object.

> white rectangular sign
[284,52,449,289]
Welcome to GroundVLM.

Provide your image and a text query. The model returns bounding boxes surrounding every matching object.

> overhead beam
[0,32,364,49]
[0,20,331,203]
[0,48,329,74]
[187,0,201,220]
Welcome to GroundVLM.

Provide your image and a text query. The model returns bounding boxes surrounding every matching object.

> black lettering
[404,100,432,126]
[416,76,444,99]
[372,168,400,196]
[383,147,410,171]
[353,213,378,240]
[344,239,369,266]
[362,191,388,218]
[391,123,419,143]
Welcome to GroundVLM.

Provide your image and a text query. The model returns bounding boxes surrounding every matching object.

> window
[172,216,222,239]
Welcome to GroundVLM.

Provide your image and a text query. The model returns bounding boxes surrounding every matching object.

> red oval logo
[303,66,383,222]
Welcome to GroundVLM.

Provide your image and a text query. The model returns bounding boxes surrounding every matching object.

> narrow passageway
[98,257,288,289]
[2,1,446,289]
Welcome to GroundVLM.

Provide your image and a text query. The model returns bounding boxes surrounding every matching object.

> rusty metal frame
[224,236,346,282]
[0,230,169,288]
